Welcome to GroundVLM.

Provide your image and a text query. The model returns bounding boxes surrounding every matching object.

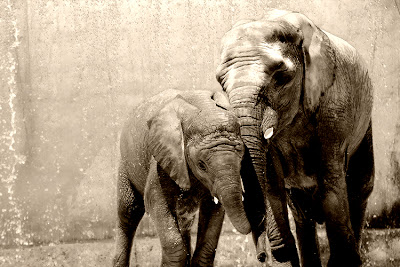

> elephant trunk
[229,85,269,261]
[228,84,267,192]
[214,172,251,235]
[227,83,298,264]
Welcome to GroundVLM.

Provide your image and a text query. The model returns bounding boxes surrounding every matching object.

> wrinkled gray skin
[216,9,374,267]
[112,89,250,267]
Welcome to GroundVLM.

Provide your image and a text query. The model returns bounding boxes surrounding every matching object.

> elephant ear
[232,19,255,28]
[147,96,199,190]
[273,12,336,113]
[212,90,231,110]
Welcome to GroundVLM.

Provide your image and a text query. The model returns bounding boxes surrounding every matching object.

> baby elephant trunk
[215,173,251,235]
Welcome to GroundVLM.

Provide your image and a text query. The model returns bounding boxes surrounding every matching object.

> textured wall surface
[1,0,399,246]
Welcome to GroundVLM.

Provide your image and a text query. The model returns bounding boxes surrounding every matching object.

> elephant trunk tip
[257,252,267,263]
[239,224,252,235]
[232,216,252,235]
[219,192,251,235]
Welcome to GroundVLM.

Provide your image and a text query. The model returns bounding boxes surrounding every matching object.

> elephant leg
[346,122,374,246]
[319,150,361,266]
[113,163,144,267]
[266,200,299,267]
[266,149,300,267]
[176,203,196,263]
[151,207,189,266]
[294,221,321,267]
[146,169,190,267]
[192,196,225,266]
[287,190,322,267]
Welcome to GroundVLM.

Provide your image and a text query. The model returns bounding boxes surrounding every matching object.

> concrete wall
[1,0,399,246]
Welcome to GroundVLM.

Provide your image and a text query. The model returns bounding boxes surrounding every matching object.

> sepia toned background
[1,0,399,252]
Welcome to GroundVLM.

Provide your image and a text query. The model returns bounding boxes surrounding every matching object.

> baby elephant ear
[212,90,231,110]
[147,96,198,190]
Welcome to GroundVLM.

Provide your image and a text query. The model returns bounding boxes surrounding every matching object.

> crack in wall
[1,0,28,246]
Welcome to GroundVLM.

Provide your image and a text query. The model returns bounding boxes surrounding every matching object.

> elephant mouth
[213,184,245,205]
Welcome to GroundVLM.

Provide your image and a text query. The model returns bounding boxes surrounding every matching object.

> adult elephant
[216,9,374,267]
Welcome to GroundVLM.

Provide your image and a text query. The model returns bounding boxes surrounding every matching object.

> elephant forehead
[184,111,240,137]
[220,26,296,74]
[223,20,299,52]
[188,131,243,149]
[223,21,275,45]
[227,21,266,39]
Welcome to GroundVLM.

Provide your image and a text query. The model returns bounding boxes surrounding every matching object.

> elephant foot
[252,222,300,266]
[257,251,267,263]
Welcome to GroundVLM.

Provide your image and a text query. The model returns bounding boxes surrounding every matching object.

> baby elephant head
[147,91,251,235]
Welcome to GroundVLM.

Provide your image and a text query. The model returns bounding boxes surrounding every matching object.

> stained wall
[1,0,399,246]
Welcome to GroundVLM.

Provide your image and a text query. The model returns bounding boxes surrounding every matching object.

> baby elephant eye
[198,160,208,172]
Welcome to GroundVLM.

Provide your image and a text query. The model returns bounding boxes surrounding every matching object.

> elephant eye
[273,71,293,87]
[198,160,208,172]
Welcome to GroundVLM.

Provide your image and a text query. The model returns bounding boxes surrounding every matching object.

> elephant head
[147,90,251,235]
[216,9,336,262]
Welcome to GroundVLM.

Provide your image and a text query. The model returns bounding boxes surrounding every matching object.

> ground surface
[0,229,399,266]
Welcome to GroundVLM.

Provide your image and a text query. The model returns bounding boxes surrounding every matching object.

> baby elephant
[113,89,251,267]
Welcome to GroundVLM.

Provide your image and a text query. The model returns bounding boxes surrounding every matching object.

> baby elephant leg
[192,196,225,266]
[113,163,144,267]
[146,169,190,267]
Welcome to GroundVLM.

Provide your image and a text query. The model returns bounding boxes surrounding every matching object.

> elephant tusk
[213,196,219,205]
[264,127,274,139]
[240,178,245,193]
[242,195,244,202]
